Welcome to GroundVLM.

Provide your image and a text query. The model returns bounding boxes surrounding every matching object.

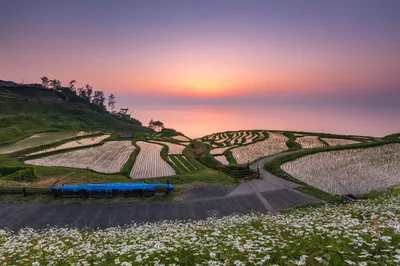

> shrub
[0,166,38,182]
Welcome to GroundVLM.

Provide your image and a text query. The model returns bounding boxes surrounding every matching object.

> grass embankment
[384,133,400,142]
[264,140,400,204]
[0,167,234,204]
[1,192,399,265]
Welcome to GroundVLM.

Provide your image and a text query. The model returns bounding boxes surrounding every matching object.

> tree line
[40,77,141,126]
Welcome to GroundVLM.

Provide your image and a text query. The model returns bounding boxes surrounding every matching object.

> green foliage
[0,166,37,182]
[283,132,302,150]
[383,133,400,142]
[200,153,221,169]
[121,139,141,177]
[223,149,237,164]
[0,86,152,144]
[182,144,205,170]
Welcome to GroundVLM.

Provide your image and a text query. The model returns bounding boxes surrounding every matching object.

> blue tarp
[49,182,174,193]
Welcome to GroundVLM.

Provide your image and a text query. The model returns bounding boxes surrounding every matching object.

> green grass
[383,133,400,142]
[168,155,199,173]
[177,155,197,171]
[0,89,152,144]
[0,168,234,204]
[121,139,140,177]
[282,132,302,150]
[169,155,189,173]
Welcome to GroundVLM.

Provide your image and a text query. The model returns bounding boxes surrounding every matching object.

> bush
[0,166,38,182]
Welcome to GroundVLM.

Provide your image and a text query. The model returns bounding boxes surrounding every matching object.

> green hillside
[0,86,153,144]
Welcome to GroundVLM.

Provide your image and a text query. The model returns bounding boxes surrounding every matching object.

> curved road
[0,151,319,231]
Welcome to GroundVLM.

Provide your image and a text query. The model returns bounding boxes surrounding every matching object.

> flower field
[231,132,288,164]
[1,195,399,265]
[130,141,175,179]
[295,136,325,149]
[0,131,90,154]
[28,135,111,155]
[322,138,361,146]
[281,143,400,195]
[151,141,185,155]
[214,155,229,165]
[25,141,135,173]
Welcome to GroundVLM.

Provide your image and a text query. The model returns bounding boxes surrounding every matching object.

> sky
[0,0,399,136]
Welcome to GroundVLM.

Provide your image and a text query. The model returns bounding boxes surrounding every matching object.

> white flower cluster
[1,195,399,265]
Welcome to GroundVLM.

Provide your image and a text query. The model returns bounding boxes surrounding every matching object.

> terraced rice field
[244,132,258,144]
[281,143,400,195]
[321,138,361,146]
[28,135,111,156]
[214,133,229,144]
[150,141,185,155]
[231,132,288,164]
[168,155,198,173]
[130,141,175,179]
[214,155,229,165]
[25,141,134,173]
[295,136,325,149]
[0,131,91,154]
[171,135,190,142]
[229,132,243,145]
[210,146,236,155]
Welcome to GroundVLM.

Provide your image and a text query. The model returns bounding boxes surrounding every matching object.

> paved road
[0,150,320,231]
[228,150,320,212]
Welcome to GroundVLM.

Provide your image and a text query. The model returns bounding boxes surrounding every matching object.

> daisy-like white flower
[315,257,323,262]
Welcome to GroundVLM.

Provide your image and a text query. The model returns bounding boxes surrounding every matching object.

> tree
[92,90,106,107]
[68,80,76,92]
[49,79,61,90]
[77,87,88,101]
[149,119,164,132]
[41,76,49,88]
[85,84,93,102]
[108,94,116,112]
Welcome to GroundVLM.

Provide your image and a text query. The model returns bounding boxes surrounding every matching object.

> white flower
[209,252,216,258]
[344,260,356,265]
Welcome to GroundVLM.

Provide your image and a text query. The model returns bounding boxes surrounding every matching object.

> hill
[0,85,153,144]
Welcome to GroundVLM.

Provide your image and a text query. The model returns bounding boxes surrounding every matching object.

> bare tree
[108,94,116,112]
[85,84,93,102]
[41,76,49,88]
[68,80,76,92]
[49,79,61,90]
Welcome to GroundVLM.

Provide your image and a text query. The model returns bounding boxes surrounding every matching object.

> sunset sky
[1,0,399,136]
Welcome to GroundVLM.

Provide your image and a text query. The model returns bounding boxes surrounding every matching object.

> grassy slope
[0,87,152,144]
